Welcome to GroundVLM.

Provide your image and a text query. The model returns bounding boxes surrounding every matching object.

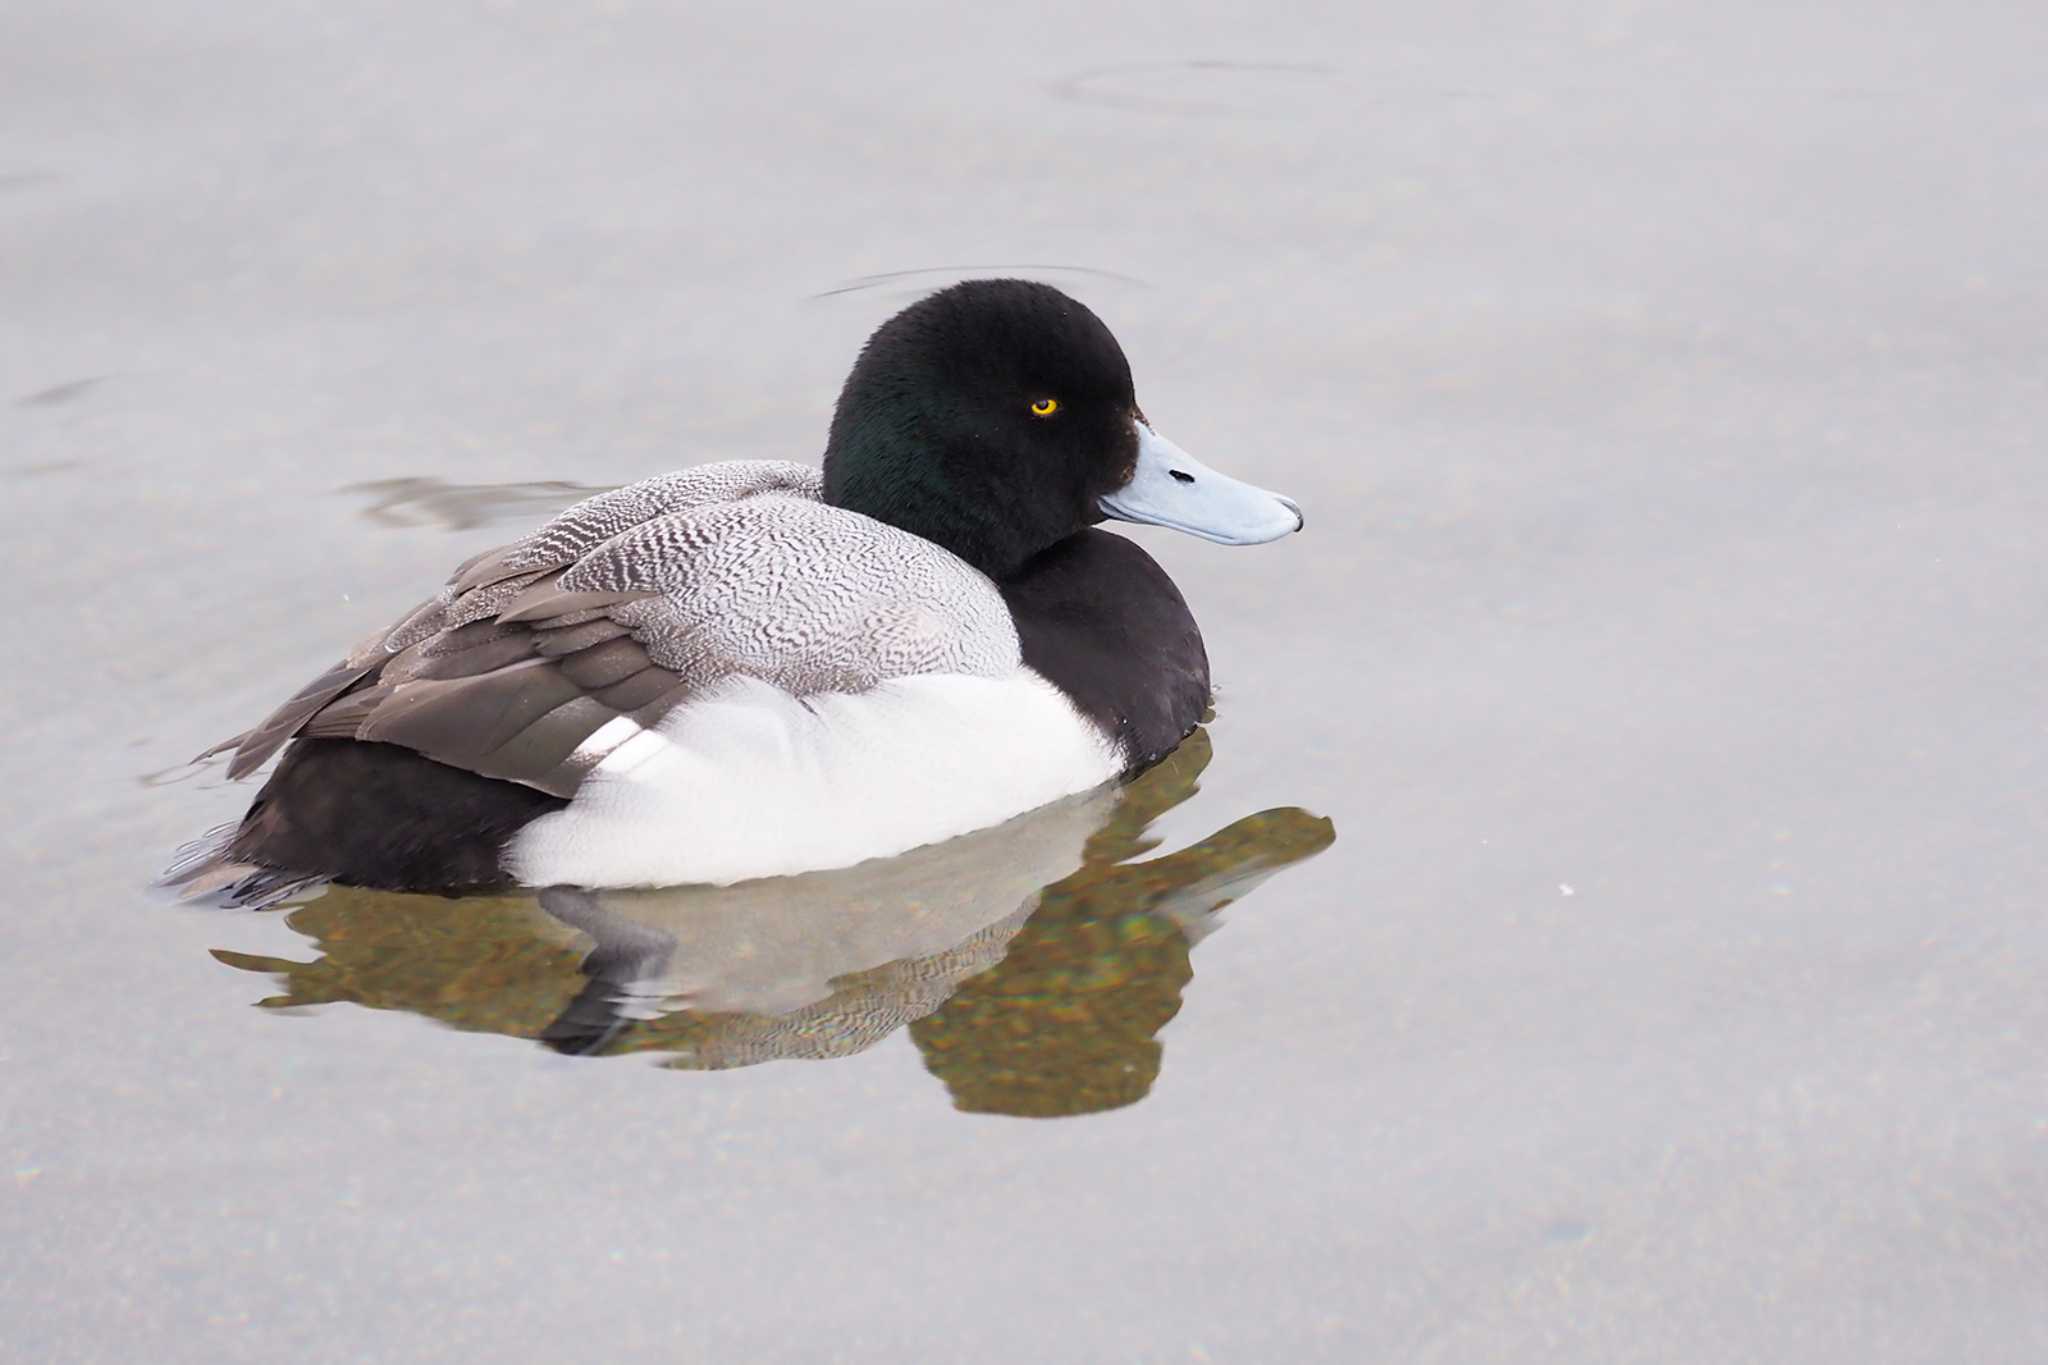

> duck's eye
[1030,397,1061,417]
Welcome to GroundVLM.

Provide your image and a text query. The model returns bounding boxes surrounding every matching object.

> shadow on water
[213,729,1335,1117]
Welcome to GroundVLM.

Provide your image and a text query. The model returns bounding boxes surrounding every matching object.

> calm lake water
[6,2,2045,1361]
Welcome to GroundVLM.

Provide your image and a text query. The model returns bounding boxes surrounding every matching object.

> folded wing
[212,461,1021,798]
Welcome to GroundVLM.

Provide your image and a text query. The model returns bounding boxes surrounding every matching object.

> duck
[167,279,1302,903]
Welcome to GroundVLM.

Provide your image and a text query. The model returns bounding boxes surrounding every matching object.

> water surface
[5,1,2044,1361]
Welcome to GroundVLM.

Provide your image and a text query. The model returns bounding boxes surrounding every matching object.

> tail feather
[158,822,328,910]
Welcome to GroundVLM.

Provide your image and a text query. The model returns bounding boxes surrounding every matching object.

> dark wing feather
[209,535,670,796]
[201,464,754,785]
[211,618,423,779]
[259,581,677,799]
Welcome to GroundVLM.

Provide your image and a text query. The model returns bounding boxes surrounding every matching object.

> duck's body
[170,280,1296,902]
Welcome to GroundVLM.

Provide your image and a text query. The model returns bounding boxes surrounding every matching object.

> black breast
[1000,529,1211,772]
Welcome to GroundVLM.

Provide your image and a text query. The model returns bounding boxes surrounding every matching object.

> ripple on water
[1046,59,1337,118]
[340,476,615,531]
[810,263,1148,303]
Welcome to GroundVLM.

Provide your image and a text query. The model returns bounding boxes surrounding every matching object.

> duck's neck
[822,429,1064,581]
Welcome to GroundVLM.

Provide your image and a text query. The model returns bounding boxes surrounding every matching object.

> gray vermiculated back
[574,495,1019,695]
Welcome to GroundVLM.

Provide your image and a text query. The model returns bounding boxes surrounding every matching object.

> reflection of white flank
[508,669,1121,889]
[538,781,1122,1020]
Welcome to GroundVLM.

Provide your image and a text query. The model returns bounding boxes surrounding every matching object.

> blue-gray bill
[1098,422,1303,545]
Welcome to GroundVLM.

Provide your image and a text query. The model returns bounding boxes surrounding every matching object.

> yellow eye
[1030,397,1060,417]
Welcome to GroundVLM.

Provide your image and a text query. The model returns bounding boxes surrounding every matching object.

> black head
[823,279,1146,578]
[823,278,1304,578]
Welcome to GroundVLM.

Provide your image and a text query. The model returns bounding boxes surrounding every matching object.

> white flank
[504,669,1121,888]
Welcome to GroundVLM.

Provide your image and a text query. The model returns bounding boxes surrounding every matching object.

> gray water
[5,2,2045,1361]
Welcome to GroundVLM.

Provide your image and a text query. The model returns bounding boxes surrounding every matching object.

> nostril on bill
[1169,469,1195,484]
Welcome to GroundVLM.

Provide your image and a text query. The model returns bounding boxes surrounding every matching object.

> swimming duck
[170,279,1301,901]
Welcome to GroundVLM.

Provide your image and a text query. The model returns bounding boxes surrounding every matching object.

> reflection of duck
[530,780,1124,1060]
[215,731,1334,1115]
[913,792,1329,1118]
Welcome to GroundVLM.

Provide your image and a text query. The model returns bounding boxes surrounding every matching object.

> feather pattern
[213,461,1026,800]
